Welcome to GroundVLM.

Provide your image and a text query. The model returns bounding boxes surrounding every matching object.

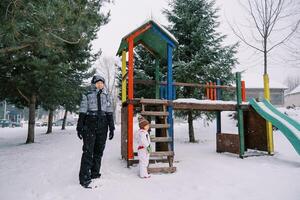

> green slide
[249,98,300,155]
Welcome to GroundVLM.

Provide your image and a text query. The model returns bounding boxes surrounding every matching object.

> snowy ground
[0,109,299,200]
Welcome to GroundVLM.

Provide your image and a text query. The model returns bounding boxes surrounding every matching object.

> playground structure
[116,19,300,173]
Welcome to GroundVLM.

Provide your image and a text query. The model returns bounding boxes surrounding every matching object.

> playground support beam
[127,37,134,160]
[263,73,274,155]
[236,72,245,158]
[167,44,174,151]
[216,79,221,134]
[122,51,127,103]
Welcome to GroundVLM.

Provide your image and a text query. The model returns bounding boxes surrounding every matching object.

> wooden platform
[123,98,249,111]
[148,167,177,174]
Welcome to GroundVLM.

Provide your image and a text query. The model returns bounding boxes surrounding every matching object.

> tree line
[0,0,110,143]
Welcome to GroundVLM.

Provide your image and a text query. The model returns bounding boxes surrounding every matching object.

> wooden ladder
[140,98,176,174]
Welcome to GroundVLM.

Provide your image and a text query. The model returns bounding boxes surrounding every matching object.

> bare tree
[284,75,300,92]
[230,0,300,95]
[284,2,300,66]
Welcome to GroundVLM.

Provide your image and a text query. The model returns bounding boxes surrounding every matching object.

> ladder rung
[150,151,174,157]
[148,167,176,174]
[150,137,172,142]
[149,124,170,129]
[140,98,169,105]
[141,111,169,116]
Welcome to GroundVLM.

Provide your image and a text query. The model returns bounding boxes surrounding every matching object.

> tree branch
[17,88,30,103]
[267,19,300,52]
[0,44,31,54]
[229,22,264,52]
[49,32,81,45]
[248,0,264,37]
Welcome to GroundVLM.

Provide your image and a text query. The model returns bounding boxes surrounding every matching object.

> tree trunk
[26,94,36,143]
[61,109,68,130]
[188,111,196,143]
[46,109,54,134]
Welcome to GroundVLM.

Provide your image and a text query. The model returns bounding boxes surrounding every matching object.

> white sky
[93,0,300,85]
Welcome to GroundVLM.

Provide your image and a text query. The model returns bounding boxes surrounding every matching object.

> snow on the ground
[277,106,300,122]
[257,103,300,136]
[0,110,299,200]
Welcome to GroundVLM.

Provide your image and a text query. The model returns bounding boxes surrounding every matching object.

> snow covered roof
[241,73,288,89]
[286,85,300,96]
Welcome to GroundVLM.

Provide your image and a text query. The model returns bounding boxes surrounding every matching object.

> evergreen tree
[0,0,110,143]
[164,0,238,142]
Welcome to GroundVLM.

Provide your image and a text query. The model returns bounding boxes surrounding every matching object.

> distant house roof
[286,85,300,96]
[116,19,178,60]
[241,73,288,89]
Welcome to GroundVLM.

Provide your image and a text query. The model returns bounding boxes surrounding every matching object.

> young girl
[137,116,152,178]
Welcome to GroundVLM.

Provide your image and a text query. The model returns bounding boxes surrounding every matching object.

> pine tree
[164,0,238,142]
[0,0,110,143]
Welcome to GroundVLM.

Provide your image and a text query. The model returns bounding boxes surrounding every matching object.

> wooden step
[130,158,171,164]
[149,124,170,129]
[141,111,169,116]
[150,151,174,157]
[150,137,172,142]
[148,167,176,174]
[140,98,169,105]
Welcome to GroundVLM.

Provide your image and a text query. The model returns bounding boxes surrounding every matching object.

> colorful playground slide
[249,98,300,155]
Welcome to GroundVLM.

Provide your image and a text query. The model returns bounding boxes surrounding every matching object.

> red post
[213,82,217,100]
[210,82,213,100]
[124,24,152,161]
[127,36,134,160]
[206,82,209,99]
[241,80,246,102]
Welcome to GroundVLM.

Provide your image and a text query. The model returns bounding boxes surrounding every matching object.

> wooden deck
[123,98,249,111]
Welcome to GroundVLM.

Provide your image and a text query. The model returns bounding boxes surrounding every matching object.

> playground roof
[116,19,178,60]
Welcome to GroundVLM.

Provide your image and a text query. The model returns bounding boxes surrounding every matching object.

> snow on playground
[0,109,300,200]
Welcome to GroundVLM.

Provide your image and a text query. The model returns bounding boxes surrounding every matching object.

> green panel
[116,29,168,60]
[135,28,168,60]
[250,98,300,155]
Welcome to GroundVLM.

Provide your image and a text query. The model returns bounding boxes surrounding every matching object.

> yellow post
[263,73,274,154]
[122,51,127,103]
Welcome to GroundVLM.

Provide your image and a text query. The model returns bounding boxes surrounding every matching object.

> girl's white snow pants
[138,148,150,178]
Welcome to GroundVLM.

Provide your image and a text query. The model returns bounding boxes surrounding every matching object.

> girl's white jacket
[137,129,151,150]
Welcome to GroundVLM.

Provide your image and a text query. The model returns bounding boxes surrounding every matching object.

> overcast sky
[93,0,300,85]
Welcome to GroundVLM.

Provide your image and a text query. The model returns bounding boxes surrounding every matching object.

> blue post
[216,79,221,134]
[167,44,174,151]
